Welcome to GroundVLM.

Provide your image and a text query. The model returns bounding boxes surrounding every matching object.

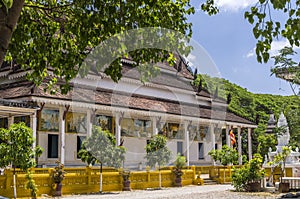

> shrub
[209,145,238,166]
[232,154,264,191]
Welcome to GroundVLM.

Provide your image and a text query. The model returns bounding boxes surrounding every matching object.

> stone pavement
[61,185,281,199]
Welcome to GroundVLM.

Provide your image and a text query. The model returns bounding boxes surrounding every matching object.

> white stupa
[276,112,290,153]
[265,112,300,177]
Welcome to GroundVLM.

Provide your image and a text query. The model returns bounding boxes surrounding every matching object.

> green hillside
[194,74,300,158]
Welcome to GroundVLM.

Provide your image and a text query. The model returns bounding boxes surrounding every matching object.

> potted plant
[119,169,131,191]
[246,154,265,192]
[172,154,186,187]
[209,145,238,183]
[51,161,66,196]
[232,154,265,192]
[268,146,291,193]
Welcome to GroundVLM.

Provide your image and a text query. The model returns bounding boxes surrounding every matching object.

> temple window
[48,134,58,158]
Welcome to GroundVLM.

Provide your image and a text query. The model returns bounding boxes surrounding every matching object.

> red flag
[230,130,236,145]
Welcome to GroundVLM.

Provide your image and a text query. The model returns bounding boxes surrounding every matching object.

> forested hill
[194,74,300,148]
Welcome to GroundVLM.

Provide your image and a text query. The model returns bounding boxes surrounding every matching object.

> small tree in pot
[172,154,186,187]
[119,169,131,191]
[51,161,66,197]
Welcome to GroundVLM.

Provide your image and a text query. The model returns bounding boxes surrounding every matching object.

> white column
[115,113,121,146]
[248,127,252,160]
[7,116,14,127]
[87,109,92,137]
[237,126,242,165]
[60,107,65,164]
[30,112,38,148]
[210,124,215,151]
[226,125,230,147]
[184,121,190,166]
[210,124,216,164]
[219,127,222,149]
[152,117,158,136]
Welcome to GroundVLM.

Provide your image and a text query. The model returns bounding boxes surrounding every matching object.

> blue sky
[187,0,298,96]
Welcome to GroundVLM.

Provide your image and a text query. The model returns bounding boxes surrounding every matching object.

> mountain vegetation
[194,74,300,159]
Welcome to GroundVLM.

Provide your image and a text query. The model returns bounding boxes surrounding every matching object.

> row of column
[60,110,253,165]
[25,106,253,165]
[225,125,253,165]
[110,114,252,166]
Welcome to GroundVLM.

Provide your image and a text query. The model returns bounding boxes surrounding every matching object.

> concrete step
[203,179,218,185]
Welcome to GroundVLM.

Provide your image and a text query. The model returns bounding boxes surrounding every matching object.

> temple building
[0,59,256,168]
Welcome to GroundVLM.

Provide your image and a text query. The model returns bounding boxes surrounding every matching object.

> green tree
[232,154,264,192]
[271,46,300,95]
[78,126,126,193]
[286,108,300,149]
[0,122,43,199]
[0,0,195,93]
[145,135,172,169]
[252,123,277,161]
[145,135,172,188]
[208,145,238,166]
[78,126,126,168]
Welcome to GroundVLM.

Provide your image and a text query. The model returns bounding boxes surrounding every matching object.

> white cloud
[215,0,257,12]
[269,40,291,56]
[245,39,300,59]
[246,49,255,58]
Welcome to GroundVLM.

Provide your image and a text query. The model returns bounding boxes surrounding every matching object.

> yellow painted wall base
[0,166,205,198]
[0,165,261,198]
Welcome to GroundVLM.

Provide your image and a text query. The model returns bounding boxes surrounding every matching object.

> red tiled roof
[0,82,255,125]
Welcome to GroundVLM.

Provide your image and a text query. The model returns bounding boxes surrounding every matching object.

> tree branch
[0,0,25,67]
[23,3,73,11]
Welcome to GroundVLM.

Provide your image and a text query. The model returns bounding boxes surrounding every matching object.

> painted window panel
[39,109,59,132]
[160,123,184,139]
[188,125,197,141]
[194,126,209,141]
[121,118,152,137]
[66,112,87,134]
[94,115,113,133]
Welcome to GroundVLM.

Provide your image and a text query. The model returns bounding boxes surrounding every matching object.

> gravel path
[62,185,281,199]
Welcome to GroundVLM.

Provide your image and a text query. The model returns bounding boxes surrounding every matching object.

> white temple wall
[65,133,82,164]
[166,140,177,163]
[123,137,147,167]
[38,133,49,163]
[189,142,198,162]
